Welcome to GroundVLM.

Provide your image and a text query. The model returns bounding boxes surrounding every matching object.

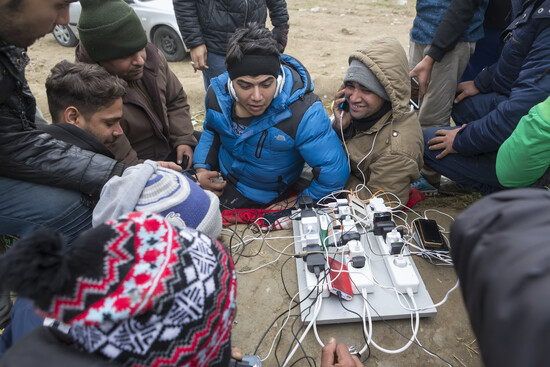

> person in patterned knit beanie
[0,212,236,367]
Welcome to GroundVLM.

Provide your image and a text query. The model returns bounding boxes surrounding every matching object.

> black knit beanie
[78,0,148,62]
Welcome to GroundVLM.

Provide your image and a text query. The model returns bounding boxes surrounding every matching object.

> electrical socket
[304,266,330,299]
[345,255,375,294]
[375,229,419,293]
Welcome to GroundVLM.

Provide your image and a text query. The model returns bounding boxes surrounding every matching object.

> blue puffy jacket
[453,0,550,155]
[193,55,349,204]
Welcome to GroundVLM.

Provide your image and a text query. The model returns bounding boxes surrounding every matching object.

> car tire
[152,26,185,62]
[52,24,78,47]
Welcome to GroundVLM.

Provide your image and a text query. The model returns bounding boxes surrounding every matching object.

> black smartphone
[179,154,190,170]
[413,218,448,251]
[339,100,349,112]
[410,77,420,110]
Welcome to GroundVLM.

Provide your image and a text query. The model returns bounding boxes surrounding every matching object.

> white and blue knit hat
[93,160,222,238]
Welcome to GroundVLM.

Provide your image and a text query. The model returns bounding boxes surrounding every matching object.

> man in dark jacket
[451,188,550,367]
[76,0,197,168]
[0,0,125,329]
[193,24,349,209]
[422,0,550,195]
[173,0,290,90]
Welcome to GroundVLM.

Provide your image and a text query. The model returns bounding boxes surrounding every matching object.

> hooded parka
[341,36,424,206]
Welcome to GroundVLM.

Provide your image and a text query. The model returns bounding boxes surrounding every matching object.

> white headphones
[227,65,286,102]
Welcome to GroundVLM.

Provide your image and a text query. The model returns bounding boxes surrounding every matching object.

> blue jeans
[202,51,227,91]
[452,91,507,126]
[0,298,43,357]
[423,126,504,195]
[0,177,94,355]
[0,176,93,243]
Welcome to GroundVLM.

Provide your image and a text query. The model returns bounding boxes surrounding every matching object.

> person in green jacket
[496,96,550,188]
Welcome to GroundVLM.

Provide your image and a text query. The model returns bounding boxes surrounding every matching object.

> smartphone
[413,219,448,251]
[410,77,420,110]
[339,100,349,112]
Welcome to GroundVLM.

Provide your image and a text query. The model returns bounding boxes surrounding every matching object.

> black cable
[253,280,322,356]
[336,292,371,363]
[280,256,295,299]
[289,355,317,367]
[280,290,319,367]
[222,222,247,265]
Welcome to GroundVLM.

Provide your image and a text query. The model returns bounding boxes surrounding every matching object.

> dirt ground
[23,0,484,366]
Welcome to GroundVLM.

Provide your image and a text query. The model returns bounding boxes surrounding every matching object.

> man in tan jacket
[332,36,424,207]
[75,0,196,168]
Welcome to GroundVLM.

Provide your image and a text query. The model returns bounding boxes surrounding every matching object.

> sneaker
[438,179,474,196]
[411,174,439,196]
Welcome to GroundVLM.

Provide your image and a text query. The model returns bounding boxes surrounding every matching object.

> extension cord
[345,255,375,294]
[375,230,419,293]
[297,212,330,298]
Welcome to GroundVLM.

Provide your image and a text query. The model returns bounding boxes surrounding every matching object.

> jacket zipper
[255,130,268,158]
[244,0,249,25]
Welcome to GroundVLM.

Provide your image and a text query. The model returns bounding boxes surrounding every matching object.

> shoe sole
[438,189,473,196]
[421,190,439,197]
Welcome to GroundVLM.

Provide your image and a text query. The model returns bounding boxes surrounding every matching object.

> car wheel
[153,26,185,62]
[52,24,78,47]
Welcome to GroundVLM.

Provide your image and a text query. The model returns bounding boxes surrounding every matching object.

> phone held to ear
[339,100,349,112]
[410,77,420,110]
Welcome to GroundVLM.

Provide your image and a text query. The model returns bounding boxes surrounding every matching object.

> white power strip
[297,210,331,299]
[375,230,419,293]
[345,255,375,294]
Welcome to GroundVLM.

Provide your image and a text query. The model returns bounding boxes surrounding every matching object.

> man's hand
[409,55,435,98]
[454,81,480,104]
[176,144,194,169]
[332,84,352,132]
[321,338,362,367]
[157,161,182,171]
[190,44,208,72]
[231,347,243,361]
[428,126,465,159]
[195,168,226,196]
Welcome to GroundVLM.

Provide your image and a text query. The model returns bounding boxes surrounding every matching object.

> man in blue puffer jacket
[193,24,349,209]
[422,0,550,195]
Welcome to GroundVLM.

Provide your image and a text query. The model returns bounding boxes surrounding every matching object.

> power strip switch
[376,229,420,293]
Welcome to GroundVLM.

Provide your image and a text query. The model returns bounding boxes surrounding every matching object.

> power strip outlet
[304,266,330,299]
[375,231,419,293]
[297,214,330,298]
[345,256,375,294]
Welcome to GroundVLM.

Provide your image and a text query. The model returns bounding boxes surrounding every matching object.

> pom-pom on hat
[93,160,223,239]
[77,0,148,62]
[0,212,236,366]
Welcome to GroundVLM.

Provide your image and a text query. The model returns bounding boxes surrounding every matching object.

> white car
[52,0,189,62]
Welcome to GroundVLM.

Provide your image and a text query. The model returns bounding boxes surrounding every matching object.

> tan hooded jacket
[342,36,424,206]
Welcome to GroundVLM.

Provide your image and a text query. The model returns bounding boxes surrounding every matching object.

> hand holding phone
[332,84,352,131]
[410,77,421,110]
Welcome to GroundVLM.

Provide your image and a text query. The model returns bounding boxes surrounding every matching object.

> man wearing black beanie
[76,0,197,170]
[193,24,349,209]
